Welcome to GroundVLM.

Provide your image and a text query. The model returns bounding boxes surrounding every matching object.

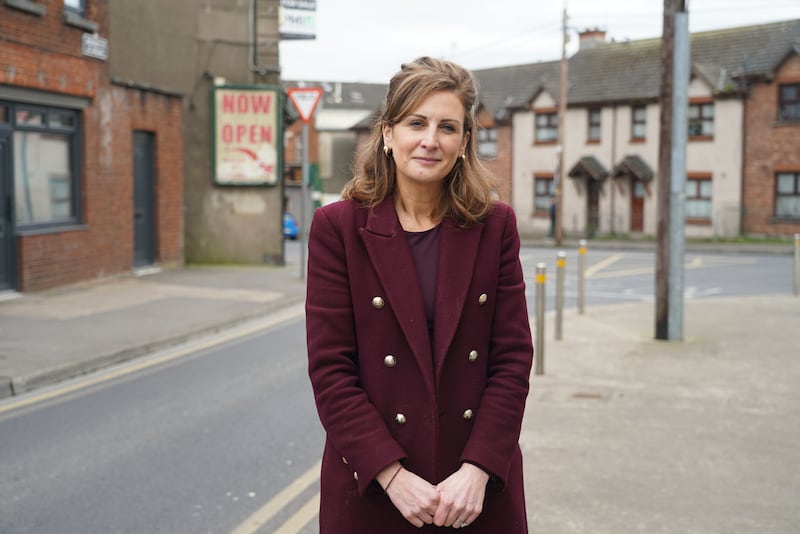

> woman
[306,57,534,533]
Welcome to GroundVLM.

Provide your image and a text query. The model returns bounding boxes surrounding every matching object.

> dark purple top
[404,225,441,336]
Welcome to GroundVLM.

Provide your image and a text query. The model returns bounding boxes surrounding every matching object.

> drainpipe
[610,104,617,235]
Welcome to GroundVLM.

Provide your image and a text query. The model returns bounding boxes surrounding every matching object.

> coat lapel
[359,198,435,393]
[433,217,484,381]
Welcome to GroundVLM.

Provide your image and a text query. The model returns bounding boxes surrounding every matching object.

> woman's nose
[420,127,439,149]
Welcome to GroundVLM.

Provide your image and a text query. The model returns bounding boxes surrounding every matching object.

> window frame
[688,99,714,140]
[775,170,800,220]
[631,105,646,142]
[533,173,555,215]
[477,127,497,159]
[534,108,558,144]
[586,108,601,143]
[5,100,83,231]
[685,173,712,224]
[778,82,800,122]
[63,0,85,16]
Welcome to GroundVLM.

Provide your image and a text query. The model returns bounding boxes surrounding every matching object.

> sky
[278,0,800,83]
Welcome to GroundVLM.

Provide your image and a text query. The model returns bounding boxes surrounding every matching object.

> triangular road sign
[287,87,323,123]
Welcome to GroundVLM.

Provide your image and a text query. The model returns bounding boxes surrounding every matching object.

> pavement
[1,240,799,532]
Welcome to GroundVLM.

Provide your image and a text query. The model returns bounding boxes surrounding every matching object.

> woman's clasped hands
[378,462,490,529]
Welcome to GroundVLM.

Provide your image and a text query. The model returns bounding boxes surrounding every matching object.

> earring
[383,145,392,157]
[461,154,466,161]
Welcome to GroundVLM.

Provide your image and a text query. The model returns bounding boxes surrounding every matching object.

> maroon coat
[306,197,534,533]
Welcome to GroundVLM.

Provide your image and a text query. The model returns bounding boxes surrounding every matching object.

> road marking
[0,304,305,415]
[228,461,321,534]
[273,493,321,534]
[585,253,623,278]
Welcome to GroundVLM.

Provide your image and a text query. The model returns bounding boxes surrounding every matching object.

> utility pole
[655,0,689,340]
[555,5,568,246]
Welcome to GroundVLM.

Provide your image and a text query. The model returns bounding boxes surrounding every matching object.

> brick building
[742,49,800,236]
[0,0,184,292]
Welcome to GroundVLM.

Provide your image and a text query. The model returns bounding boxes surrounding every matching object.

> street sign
[287,87,323,123]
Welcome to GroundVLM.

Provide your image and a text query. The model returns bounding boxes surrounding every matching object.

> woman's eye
[408,120,424,127]
[441,124,457,132]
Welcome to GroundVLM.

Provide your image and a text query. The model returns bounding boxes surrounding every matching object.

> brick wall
[742,53,800,236]
[1,0,184,291]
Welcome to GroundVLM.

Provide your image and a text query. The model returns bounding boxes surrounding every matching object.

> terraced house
[477,19,800,239]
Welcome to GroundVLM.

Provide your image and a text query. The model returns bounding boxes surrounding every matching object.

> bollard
[794,233,799,297]
[578,239,587,315]
[555,252,566,340]
[535,263,546,376]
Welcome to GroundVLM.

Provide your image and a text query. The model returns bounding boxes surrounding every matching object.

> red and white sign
[287,87,323,123]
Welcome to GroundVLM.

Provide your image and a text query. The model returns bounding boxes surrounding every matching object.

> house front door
[631,178,645,232]
[0,134,14,291]
[586,178,600,237]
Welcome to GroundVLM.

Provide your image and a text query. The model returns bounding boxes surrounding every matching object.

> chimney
[578,28,606,50]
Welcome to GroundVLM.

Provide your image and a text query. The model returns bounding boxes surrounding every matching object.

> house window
[534,174,555,213]
[631,106,646,140]
[587,109,601,142]
[64,0,84,16]
[477,128,497,158]
[534,111,558,143]
[688,102,714,138]
[7,102,81,228]
[775,171,800,218]
[685,176,712,221]
[778,83,800,121]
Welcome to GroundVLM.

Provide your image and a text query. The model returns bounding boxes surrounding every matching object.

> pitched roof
[612,155,655,181]
[281,80,387,120]
[472,61,561,120]
[568,156,609,181]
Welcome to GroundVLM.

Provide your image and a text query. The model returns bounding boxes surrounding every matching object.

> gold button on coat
[384,355,397,367]
[478,293,488,305]
[395,413,407,425]
[353,471,359,481]
[342,457,348,465]
[468,350,478,362]
[372,296,385,309]
[463,409,474,420]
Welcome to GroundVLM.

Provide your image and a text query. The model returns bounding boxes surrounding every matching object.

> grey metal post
[555,252,566,340]
[535,263,546,375]
[578,240,586,315]
[667,7,689,340]
[794,233,799,297]
[299,122,309,280]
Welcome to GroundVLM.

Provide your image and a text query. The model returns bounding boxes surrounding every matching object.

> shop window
[631,106,646,140]
[534,111,558,143]
[688,102,714,138]
[534,175,555,213]
[587,108,601,142]
[477,128,497,158]
[685,176,712,222]
[775,172,800,219]
[6,102,81,228]
[778,83,800,121]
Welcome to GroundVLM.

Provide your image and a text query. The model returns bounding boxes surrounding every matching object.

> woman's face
[383,90,469,192]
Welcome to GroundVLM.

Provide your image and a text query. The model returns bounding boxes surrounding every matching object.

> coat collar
[360,197,484,386]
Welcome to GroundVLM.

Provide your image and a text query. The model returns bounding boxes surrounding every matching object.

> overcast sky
[278,0,800,83]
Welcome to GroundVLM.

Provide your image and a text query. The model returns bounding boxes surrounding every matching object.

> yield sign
[287,87,323,123]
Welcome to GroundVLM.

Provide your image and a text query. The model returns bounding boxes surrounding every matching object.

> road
[0,247,795,533]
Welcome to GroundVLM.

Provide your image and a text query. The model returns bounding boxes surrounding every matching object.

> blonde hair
[342,57,495,225]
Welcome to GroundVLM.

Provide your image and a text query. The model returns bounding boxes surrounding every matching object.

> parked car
[283,211,299,240]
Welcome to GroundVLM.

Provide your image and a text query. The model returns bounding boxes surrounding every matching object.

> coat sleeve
[460,205,534,487]
[305,206,407,495]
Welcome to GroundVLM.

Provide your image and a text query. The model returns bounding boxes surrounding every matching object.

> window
[587,108,601,142]
[685,176,712,221]
[477,128,497,158]
[631,106,646,140]
[534,175,555,213]
[688,102,714,137]
[778,83,800,121]
[534,111,558,143]
[7,102,81,228]
[775,172,800,218]
[64,0,84,16]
